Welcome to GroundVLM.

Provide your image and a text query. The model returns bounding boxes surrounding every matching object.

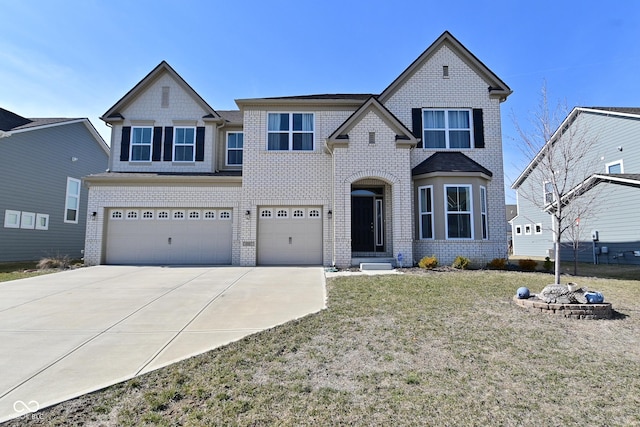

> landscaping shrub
[418,255,438,269]
[452,256,470,270]
[543,256,553,272]
[486,258,507,270]
[518,258,538,272]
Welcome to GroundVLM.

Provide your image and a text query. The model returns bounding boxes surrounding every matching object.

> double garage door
[257,206,323,265]
[105,208,232,265]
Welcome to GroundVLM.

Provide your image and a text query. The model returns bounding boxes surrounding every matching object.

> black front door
[351,196,375,252]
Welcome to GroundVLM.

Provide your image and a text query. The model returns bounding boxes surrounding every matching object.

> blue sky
[2,0,639,203]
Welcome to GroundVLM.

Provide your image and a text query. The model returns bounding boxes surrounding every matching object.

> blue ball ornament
[516,287,530,299]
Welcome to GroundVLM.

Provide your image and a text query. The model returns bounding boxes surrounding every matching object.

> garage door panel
[257,206,322,265]
[105,209,232,265]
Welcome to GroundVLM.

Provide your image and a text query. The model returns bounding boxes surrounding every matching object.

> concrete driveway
[0,266,326,422]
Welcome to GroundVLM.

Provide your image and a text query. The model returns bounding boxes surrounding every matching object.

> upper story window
[227,132,243,165]
[418,186,434,239]
[543,181,554,204]
[606,159,623,174]
[131,127,153,161]
[423,109,472,149]
[267,113,314,151]
[65,177,81,223]
[445,185,473,239]
[174,127,195,162]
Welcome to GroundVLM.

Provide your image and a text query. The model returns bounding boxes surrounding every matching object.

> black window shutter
[411,108,423,148]
[152,127,162,161]
[120,127,131,161]
[163,126,173,161]
[195,127,205,161]
[473,109,485,148]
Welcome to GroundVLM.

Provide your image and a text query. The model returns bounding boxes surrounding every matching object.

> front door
[351,189,384,253]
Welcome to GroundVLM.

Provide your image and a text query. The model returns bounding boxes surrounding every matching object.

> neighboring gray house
[84,31,512,267]
[511,107,640,265]
[0,108,109,262]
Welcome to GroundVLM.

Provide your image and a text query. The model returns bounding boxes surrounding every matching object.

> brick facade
[85,32,511,267]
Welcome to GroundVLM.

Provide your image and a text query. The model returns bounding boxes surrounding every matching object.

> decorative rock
[539,284,587,304]
[516,287,530,299]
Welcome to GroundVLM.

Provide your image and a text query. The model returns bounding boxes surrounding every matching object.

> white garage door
[105,208,232,265]
[257,206,323,265]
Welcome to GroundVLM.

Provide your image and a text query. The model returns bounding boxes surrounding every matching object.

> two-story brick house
[84,31,512,267]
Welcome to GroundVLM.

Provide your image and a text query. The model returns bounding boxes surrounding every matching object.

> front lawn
[9,271,640,426]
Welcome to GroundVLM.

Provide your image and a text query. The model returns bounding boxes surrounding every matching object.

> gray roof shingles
[412,152,492,176]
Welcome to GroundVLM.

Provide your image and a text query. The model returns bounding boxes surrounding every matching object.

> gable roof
[412,151,492,177]
[101,61,221,122]
[0,108,33,131]
[378,31,512,103]
[512,107,640,189]
[326,96,417,148]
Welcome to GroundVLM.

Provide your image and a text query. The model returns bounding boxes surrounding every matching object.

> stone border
[513,296,612,319]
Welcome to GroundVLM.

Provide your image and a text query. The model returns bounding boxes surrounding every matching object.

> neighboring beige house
[84,31,512,267]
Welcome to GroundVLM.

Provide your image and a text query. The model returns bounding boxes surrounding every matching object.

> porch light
[245,210,251,217]
[328,210,332,218]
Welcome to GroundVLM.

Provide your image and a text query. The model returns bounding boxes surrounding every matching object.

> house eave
[84,173,242,186]
[235,98,367,108]
[412,171,493,181]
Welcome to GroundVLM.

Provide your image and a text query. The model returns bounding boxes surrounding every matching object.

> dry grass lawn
[6,269,640,426]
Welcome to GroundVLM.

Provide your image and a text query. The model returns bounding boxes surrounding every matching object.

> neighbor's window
[20,212,35,229]
[524,224,532,235]
[535,223,542,234]
[480,186,488,240]
[445,185,472,239]
[418,185,434,239]
[130,127,153,161]
[515,225,522,235]
[64,177,81,223]
[227,132,243,165]
[606,160,623,174]
[267,113,314,151]
[174,127,195,162]
[543,181,554,204]
[423,109,472,149]
[4,210,20,228]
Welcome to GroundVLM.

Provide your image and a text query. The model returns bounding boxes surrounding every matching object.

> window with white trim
[480,186,488,240]
[157,210,169,219]
[535,223,542,234]
[276,209,288,218]
[174,127,195,162]
[267,113,314,151]
[606,159,623,174]
[4,210,20,228]
[445,185,473,239]
[204,210,216,220]
[418,185,434,239]
[126,210,139,220]
[65,177,81,223]
[130,127,153,161]
[261,209,273,218]
[188,210,200,220]
[226,132,243,165]
[219,210,231,220]
[142,210,154,219]
[524,224,532,235]
[543,181,554,204]
[423,109,472,149]
[35,213,49,230]
[111,210,123,220]
[20,212,35,229]
[293,209,305,218]
[515,225,522,235]
[173,210,185,220]
[309,209,320,218]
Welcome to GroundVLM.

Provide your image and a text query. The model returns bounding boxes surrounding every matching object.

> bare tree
[513,83,601,285]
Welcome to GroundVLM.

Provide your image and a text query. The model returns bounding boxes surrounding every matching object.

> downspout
[324,139,336,267]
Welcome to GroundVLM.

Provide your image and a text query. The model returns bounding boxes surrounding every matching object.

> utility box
[601,246,609,254]
[591,230,599,241]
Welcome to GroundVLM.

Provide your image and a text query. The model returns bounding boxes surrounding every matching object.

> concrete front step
[360,262,394,271]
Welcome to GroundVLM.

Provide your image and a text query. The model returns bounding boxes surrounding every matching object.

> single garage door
[105,208,232,265]
[257,206,322,265]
